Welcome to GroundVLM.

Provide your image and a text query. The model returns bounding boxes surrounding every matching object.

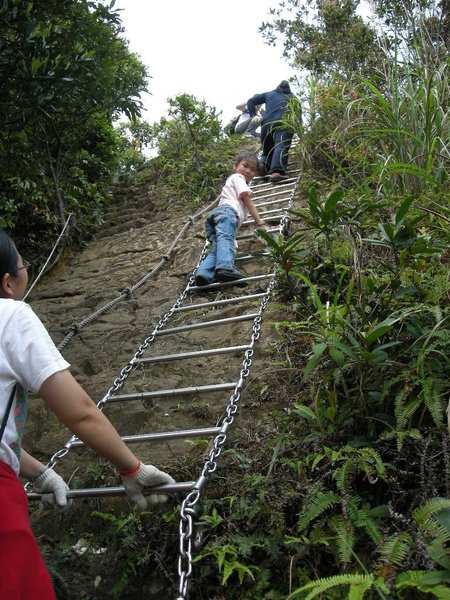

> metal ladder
[28,143,301,599]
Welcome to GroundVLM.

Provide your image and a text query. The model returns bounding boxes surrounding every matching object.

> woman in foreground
[0,229,174,599]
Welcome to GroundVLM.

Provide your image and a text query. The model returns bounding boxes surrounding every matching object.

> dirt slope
[24,166,298,599]
[25,166,292,465]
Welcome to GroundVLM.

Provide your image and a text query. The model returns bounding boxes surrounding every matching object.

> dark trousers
[260,122,293,175]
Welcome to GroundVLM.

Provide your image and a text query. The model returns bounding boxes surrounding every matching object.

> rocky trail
[25,164,298,483]
[24,158,300,598]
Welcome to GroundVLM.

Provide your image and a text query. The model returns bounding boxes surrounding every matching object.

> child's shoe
[194,274,212,287]
[215,268,248,287]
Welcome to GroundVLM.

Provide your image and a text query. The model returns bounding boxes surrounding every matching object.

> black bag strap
[0,385,16,444]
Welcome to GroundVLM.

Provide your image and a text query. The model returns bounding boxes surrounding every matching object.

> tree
[372,0,449,47]
[0,0,148,255]
[115,119,154,173]
[260,0,382,81]
[146,94,238,204]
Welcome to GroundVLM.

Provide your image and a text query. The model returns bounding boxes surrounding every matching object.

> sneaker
[269,172,289,183]
[215,268,248,287]
[257,161,268,177]
[194,274,212,287]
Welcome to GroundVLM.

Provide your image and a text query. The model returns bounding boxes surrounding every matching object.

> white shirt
[0,299,69,474]
[218,173,252,227]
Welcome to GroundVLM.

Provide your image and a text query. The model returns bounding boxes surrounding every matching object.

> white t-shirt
[218,172,252,227]
[0,299,69,474]
[234,111,251,134]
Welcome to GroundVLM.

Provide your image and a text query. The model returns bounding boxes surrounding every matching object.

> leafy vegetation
[176,2,449,599]
[14,0,450,598]
[133,93,244,205]
[0,0,148,257]
[0,0,242,266]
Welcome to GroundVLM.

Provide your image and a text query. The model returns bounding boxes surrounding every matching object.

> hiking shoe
[215,268,248,287]
[257,161,268,177]
[269,172,289,183]
[194,274,212,287]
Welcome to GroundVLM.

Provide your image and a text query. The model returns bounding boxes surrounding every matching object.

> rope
[55,195,220,351]
[23,213,73,302]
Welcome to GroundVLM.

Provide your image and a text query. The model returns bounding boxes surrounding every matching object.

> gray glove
[121,461,175,511]
[34,468,72,511]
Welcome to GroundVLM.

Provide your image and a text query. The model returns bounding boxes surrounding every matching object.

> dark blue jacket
[247,87,294,125]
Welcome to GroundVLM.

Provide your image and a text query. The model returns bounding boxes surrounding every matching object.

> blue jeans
[260,122,293,174]
[196,205,238,281]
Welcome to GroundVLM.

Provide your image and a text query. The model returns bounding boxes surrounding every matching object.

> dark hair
[235,152,258,167]
[276,80,291,92]
[0,230,19,279]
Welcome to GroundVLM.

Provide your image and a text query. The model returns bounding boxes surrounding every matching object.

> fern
[395,570,450,599]
[413,498,450,527]
[421,376,446,427]
[378,426,422,450]
[394,389,421,431]
[298,491,341,532]
[377,532,413,567]
[354,507,384,544]
[331,515,355,564]
[287,573,388,600]
[334,458,354,492]
[348,581,377,600]
[333,447,387,491]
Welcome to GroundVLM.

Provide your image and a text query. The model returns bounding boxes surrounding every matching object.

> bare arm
[39,370,137,473]
[236,102,247,111]
[20,449,47,480]
[241,192,266,227]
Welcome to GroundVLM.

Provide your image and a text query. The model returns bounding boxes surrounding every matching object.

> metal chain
[176,173,299,599]
[27,243,211,483]
[56,196,220,351]
[177,279,275,599]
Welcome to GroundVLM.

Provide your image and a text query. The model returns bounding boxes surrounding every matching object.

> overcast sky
[113,1,293,126]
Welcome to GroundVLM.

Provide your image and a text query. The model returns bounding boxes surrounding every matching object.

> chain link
[176,175,298,598]
[29,245,211,484]
[177,278,275,598]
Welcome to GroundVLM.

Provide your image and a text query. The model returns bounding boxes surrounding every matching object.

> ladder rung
[135,345,250,363]
[106,382,237,402]
[28,481,195,500]
[236,253,270,262]
[189,273,273,291]
[247,206,289,219]
[254,196,293,209]
[173,293,267,312]
[71,427,222,447]
[155,313,259,336]
[237,227,278,240]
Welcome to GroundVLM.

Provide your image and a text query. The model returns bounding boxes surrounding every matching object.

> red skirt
[0,460,56,599]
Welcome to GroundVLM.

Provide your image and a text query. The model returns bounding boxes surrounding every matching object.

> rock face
[24,174,297,484]
[23,165,300,599]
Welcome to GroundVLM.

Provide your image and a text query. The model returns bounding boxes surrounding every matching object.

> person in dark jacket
[247,80,295,183]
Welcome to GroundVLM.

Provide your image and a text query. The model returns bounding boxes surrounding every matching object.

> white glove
[34,468,72,511]
[121,461,175,511]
